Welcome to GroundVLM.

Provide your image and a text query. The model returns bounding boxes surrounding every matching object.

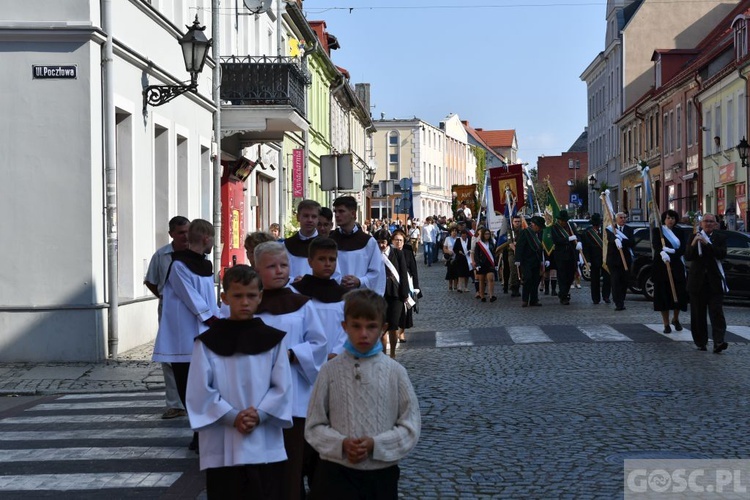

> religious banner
[489,164,525,215]
[292,149,304,197]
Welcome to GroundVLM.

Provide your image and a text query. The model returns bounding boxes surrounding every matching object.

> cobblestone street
[393,259,750,498]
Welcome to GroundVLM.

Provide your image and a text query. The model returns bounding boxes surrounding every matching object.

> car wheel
[641,274,655,301]
[581,264,591,281]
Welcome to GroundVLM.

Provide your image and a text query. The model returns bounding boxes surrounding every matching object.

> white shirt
[421,224,437,244]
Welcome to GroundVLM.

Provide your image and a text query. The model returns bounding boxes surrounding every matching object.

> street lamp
[364,164,377,188]
[738,137,749,168]
[143,16,212,114]
[588,174,597,189]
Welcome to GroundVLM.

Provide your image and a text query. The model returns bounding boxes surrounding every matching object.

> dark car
[579,220,646,281]
[636,229,750,301]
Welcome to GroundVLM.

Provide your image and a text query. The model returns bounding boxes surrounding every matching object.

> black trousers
[309,460,399,500]
[171,362,190,408]
[689,290,726,347]
[206,461,286,500]
[521,265,540,304]
[590,264,611,303]
[610,267,629,308]
[283,417,308,500]
[555,257,575,299]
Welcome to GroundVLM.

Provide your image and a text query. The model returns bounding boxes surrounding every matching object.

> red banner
[292,149,304,197]
[489,164,524,214]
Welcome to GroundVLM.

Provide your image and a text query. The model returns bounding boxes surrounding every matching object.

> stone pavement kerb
[0,341,163,396]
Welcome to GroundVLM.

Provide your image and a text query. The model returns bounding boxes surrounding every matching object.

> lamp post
[588,174,598,214]
[143,16,212,115]
[738,137,749,230]
[566,179,577,218]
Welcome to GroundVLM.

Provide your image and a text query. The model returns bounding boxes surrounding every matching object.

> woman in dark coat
[391,229,419,342]
[473,227,497,302]
[453,229,473,292]
[652,209,689,333]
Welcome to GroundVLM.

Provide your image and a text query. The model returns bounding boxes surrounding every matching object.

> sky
[302,0,607,169]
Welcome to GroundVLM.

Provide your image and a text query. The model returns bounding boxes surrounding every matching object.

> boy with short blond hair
[187,265,292,498]
[254,241,328,500]
[305,289,421,499]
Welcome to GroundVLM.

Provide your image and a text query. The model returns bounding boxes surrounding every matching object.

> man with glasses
[685,213,728,353]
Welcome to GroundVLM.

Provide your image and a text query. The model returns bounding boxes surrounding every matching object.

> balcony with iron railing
[220,55,309,141]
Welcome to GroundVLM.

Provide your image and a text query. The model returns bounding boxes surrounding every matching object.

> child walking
[186,265,293,499]
[305,289,421,499]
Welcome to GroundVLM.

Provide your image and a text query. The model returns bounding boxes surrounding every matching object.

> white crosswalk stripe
[435,330,473,347]
[728,325,750,341]
[644,323,694,341]
[0,392,195,494]
[507,326,552,344]
[578,325,632,342]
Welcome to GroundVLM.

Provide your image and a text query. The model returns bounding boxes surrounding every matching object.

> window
[389,131,398,145]
[715,104,722,154]
[676,105,682,150]
[735,18,748,60]
[727,98,734,149]
[389,153,398,164]
[663,114,670,155]
[687,101,694,146]
[704,109,712,155]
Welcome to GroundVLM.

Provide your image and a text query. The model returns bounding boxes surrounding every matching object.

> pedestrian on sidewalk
[187,265,293,499]
[152,219,219,452]
[421,217,437,266]
[144,215,189,420]
[305,289,421,499]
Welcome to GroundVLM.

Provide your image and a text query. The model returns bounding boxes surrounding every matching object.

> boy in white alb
[253,241,328,500]
[284,199,323,281]
[290,237,348,358]
[187,265,292,499]
[330,196,385,295]
[305,289,421,499]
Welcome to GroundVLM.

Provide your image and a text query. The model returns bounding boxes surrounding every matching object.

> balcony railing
[220,56,308,116]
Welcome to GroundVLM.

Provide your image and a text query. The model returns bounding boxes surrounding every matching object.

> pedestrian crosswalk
[0,392,198,499]
[400,324,750,349]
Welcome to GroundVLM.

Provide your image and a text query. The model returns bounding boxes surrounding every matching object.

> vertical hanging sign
[292,149,304,197]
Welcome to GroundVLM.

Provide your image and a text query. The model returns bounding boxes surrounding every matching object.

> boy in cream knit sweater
[304,289,421,499]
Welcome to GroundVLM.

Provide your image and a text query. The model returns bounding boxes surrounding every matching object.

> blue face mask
[343,339,383,358]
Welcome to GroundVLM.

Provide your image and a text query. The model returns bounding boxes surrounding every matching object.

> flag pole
[601,190,629,271]
[641,164,677,303]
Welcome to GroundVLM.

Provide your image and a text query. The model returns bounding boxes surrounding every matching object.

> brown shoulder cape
[197,318,286,356]
[256,287,310,315]
[284,232,314,258]
[330,227,373,251]
[171,250,213,277]
[293,275,349,303]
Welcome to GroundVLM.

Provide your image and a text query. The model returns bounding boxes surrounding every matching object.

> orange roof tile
[475,129,516,148]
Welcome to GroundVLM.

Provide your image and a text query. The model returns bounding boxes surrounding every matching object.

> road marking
[0,446,193,462]
[57,392,163,400]
[728,325,750,341]
[578,325,632,342]
[435,330,473,348]
[507,326,552,344]
[0,472,182,490]
[31,400,163,411]
[643,324,694,341]
[0,428,191,441]
[1,414,164,424]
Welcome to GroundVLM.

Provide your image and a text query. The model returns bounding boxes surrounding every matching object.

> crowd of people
[141,196,731,498]
[144,197,421,499]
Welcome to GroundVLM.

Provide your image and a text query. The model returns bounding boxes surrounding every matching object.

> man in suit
[583,213,611,304]
[515,216,546,307]
[550,210,579,305]
[606,211,634,311]
[685,213,728,353]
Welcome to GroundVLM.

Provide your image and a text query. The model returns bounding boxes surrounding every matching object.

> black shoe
[697,345,707,351]
[672,319,683,331]
[713,342,728,354]
[490,296,497,302]
[615,306,626,311]
[663,325,672,334]
[593,301,600,305]
[189,434,199,454]
[481,297,487,302]
[531,302,542,306]
[603,298,611,304]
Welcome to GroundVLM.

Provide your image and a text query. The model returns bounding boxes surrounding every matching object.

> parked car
[579,220,647,281]
[636,229,750,301]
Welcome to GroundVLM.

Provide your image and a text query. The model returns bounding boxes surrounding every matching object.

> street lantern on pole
[143,16,212,114]
[738,137,749,168]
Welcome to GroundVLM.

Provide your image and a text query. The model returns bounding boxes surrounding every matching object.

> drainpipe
[212,0,222,284]
[739,67,748,228]
[277,0,286,229]
[102,0,118,358]
[692,73,703,212]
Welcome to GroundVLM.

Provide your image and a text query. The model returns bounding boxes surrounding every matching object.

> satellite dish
[243,0,272,14]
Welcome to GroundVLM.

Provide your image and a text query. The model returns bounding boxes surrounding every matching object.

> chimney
[355,83,370,115]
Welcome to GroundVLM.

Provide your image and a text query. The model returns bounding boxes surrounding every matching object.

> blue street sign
[570,193,579,204]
